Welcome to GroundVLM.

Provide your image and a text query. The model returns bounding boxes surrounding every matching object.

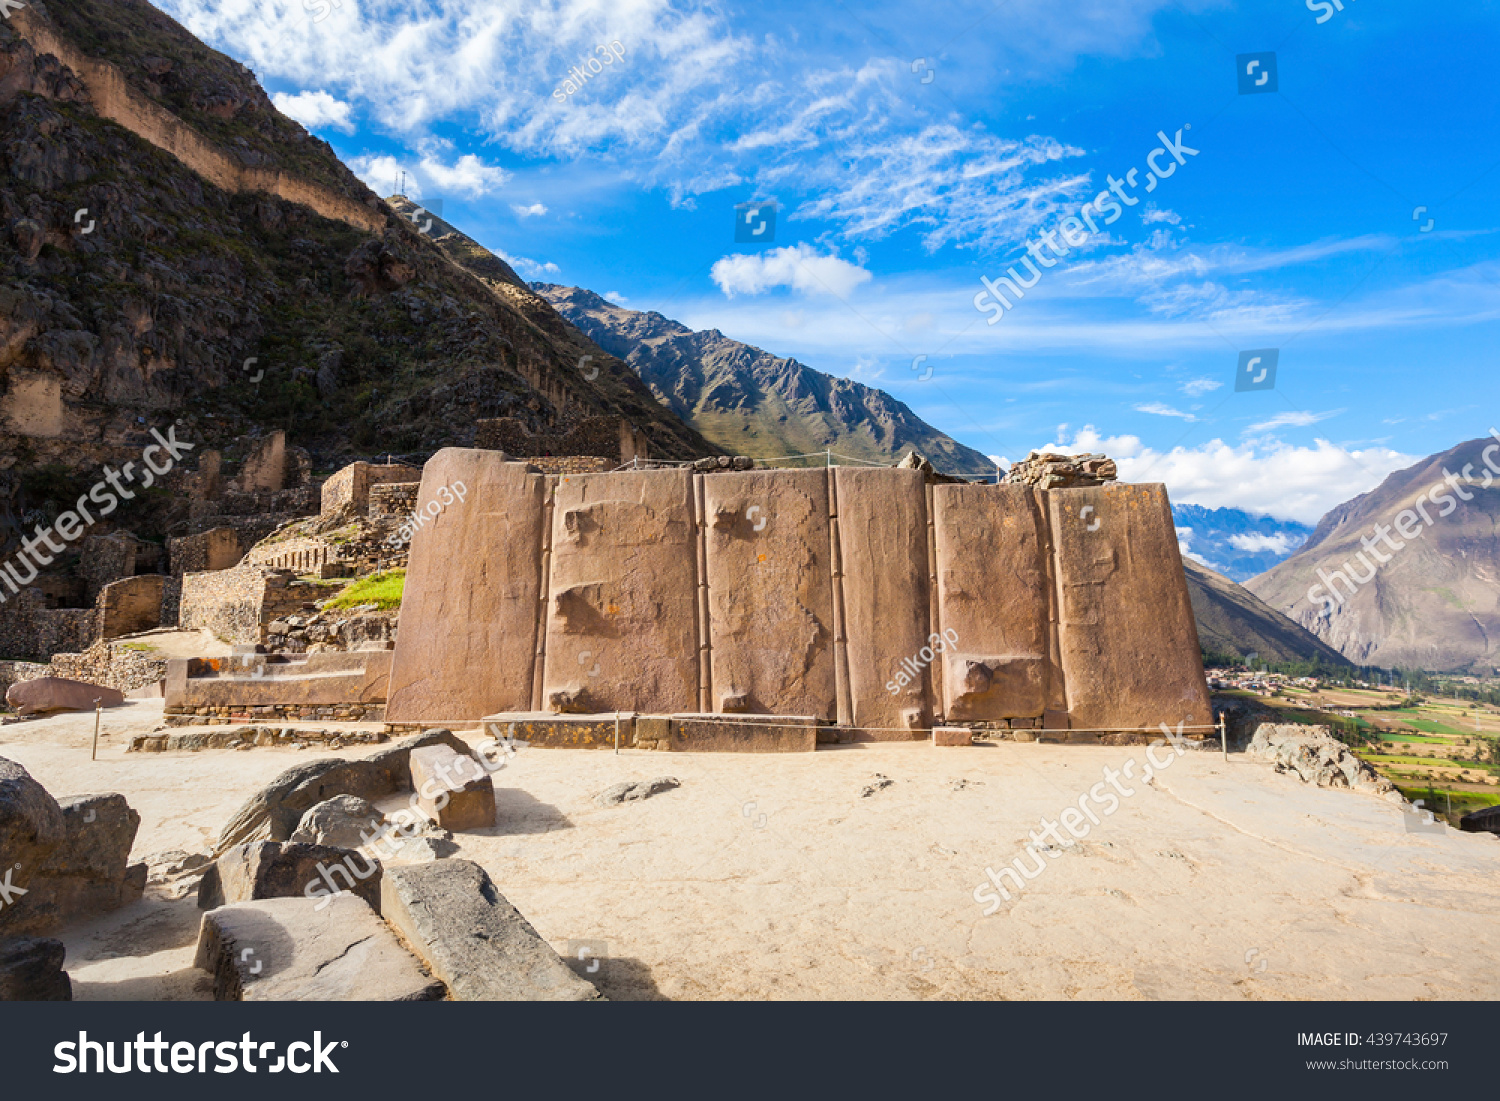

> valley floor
[3,702,1498,1000]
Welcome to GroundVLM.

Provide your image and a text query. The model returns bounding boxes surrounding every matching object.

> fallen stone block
[666,715,818,753]
[194,895,444,1001]
[34,794,146,921]
[409,745,496,831]
[2,762,147,936]
[290,795,385,850]
[933,727,973,747]
[595,777,680,807]
[380,860,600,1001]
[0,757,64,935]
[198,841,381,914]
[5,677,125,716]
[362,728,472,789]
[0,936,70,1000]
[213,730,473,852]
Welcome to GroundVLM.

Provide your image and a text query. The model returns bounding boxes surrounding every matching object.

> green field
[1376,732,1458,744]
[1361,753,1493,770]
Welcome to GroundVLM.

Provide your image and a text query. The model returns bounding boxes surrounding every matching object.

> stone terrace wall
[98,575,166,641]
[50,640,169,694]
[13,10,386,235]
[179,565,330,645]
[79,534,139,603]
[321,462,422,517]
[0,591,97,662]
[474,416,647,464]
[180,566,271,645]
[368,483,420,519]
[168,528,243,575]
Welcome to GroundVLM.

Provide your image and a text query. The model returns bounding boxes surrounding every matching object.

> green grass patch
[321,570,405,612]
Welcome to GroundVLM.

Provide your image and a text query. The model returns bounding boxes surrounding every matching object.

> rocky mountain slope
[1247,436,1500,673]
[531,285,996,476]
[1173,503,1312,582]
[0,0,716,560]
[1183,556,1350,665]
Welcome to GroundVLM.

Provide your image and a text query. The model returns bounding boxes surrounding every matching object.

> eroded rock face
[290,795,384,850]
[1247,723,1400,799]
[0,936,70,1000]
[5,677,125,715]
[0,761,144,935]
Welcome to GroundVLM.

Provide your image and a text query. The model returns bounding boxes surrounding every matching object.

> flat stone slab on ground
[380,860,600,1001]
[193,894,444,1001]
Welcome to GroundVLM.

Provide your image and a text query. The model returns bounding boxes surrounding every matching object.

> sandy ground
[3,701,1499,1001]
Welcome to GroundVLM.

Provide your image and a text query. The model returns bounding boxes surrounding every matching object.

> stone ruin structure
[385,448,1212,744]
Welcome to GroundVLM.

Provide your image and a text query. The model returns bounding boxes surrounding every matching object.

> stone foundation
[163,703,386,725]
[131,724,387,752]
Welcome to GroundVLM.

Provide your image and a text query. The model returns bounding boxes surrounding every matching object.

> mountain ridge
[533,284,997,476]
[1247,435,1500,673]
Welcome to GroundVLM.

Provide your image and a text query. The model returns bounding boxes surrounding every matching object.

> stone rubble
[1003,451,1118,490]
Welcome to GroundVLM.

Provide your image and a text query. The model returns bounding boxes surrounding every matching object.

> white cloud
[497,249,560,279]
[271,89,354,132]
[1228,532,1302,556]
[1244,409,1343,435]
[1041,425,1417,524]
[1140,205,1181,226]
[1135,402,1197,421]
[710,245,872,300]
[1180,378,1222,397]
[159,0,1135,254]
[603,290,628,303]
[512,203,548,218]
[349,150,510,199]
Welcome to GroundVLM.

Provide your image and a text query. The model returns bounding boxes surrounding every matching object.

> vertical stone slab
[542,470,699,714]
[933,484,1057,723]
[834,467,932,737]
[702,470,837,720]
[386,449,546,723]
[1047,483,1213,731]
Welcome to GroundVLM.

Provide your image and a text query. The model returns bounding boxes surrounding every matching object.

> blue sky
[162,0,1500,523]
